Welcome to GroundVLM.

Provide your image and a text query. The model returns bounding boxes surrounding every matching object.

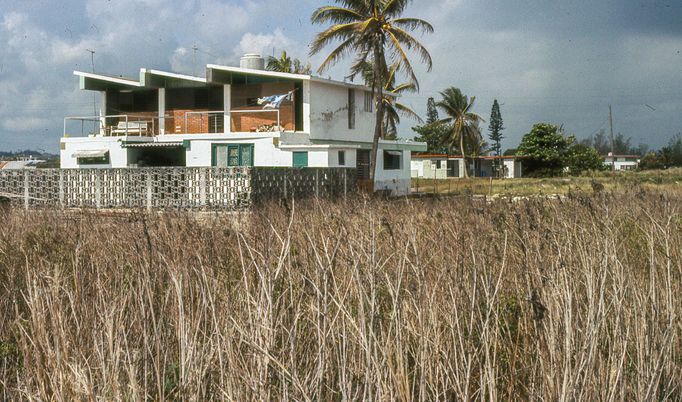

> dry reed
[0,190,680,400]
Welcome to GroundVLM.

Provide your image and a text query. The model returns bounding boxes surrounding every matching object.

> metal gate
[356,149,370,180]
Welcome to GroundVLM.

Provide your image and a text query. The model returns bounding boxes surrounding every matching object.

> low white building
[61,54,426,196]
[411,154,523,179]
[603,153,639,171]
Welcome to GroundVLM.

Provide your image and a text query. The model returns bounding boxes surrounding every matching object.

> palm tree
[266,51,312,74]
[436,87,484,178]
[310,0,433,182]
[359,61,422,139]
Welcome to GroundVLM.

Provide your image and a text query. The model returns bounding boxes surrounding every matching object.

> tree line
[409,90,682,176]
[260,0,681,182]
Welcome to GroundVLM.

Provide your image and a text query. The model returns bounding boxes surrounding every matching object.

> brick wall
[231,103,295,132]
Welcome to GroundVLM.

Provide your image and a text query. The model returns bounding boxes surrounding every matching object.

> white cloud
[194,0,252,38]
[2,117,51,132]
[234,28,294,59]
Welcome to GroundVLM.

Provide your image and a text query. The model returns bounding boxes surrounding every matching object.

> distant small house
[411,154,523,179]
[603,153,639,171]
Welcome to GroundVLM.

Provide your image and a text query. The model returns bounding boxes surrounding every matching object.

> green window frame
[383,150,402,170]
[212,144,254,167]
[293,151,308,168]
[77,155,110,165]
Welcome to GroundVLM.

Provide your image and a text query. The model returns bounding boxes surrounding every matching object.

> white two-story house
[602,153,639,171]
[60,54,425,195]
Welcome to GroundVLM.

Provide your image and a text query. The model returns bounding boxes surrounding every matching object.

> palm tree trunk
[460,132,468,178]
[369,45,384,187]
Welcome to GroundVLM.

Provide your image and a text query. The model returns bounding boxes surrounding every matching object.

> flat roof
[140,69,207,88]
[412,153,521,160]
[207,64,309,86]
[206,64,385,94]
[74,71,142,91]
[77,64,393,95]
[310,139,427,152]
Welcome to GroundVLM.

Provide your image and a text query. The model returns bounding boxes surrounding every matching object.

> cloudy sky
[1,0,681,152]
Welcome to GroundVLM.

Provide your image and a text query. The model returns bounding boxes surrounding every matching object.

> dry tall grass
[0,191,680,400]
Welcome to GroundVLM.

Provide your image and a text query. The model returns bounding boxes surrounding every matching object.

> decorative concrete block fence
[0,167,356,210]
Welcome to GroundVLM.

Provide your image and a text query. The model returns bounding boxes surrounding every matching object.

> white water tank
[240,53,265,70]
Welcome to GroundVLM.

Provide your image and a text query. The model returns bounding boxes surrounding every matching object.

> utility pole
[86,49,97,132]
[609,105,615,173]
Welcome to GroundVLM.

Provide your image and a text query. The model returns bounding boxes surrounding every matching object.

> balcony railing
[64,108,293,138]
[166,109,286,134]
[181,111,225,134]
[64,115,157,138]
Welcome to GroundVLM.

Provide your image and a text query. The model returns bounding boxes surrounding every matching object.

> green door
[213,144,254,167]
[292,151,308,168]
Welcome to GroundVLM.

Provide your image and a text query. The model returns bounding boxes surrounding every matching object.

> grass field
[412,168,682,197]
[0,183,681,400]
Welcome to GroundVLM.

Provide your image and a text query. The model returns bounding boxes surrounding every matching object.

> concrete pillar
[158,88,166,135]
[302,80,311,133]
[146,172,153,211]
[95,172,101,208]
[199,170,207,206]
[223,84,231,134]
[100,91,107,135]
[58,170,64,208]
[24,170,29,210]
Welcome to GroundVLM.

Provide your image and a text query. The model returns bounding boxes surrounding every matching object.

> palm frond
[391,18,434,34]
[386,31,418,88]
[435,100,457,119]
[311,6,363,24]
[391,81,417,94]
[338,0,371,15]
[383,105,400,136]
[316,37,358,73]
[348,48,374,82]
[394,102,423,123]
[383,0,410,18]
[388,27,433,71]
[309,22,361,56]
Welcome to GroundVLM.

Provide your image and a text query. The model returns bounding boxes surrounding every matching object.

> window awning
[122,142,183,148]
[384,150,402,157]
[72,150,109,158]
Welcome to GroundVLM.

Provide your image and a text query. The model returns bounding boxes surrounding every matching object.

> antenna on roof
[86,49,95,72]
[192,44,199,76]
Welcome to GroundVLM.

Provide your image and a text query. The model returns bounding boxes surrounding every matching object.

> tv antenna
[86,49,96,72]
[192,44,199,76]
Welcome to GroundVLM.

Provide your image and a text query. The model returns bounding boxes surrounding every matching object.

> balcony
[64,108,294,138]
[63,114,158,137]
